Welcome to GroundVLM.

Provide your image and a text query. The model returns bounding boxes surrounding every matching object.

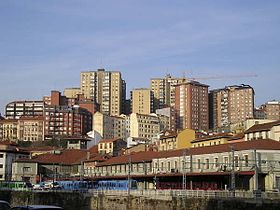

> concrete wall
[1,190,280,210]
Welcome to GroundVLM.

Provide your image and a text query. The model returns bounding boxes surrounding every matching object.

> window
[234,156,239,167]
[0,154,3,158]
[0,164,3,169]
[23,167,31,172]
[197,159,201,169]
[205,159,209,169]
[214,158,219,167]
[244,155,249,167]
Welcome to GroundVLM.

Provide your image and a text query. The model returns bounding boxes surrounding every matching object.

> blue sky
[0,0,279,114]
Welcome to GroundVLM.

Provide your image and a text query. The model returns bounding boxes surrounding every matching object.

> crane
[184,73,258,81]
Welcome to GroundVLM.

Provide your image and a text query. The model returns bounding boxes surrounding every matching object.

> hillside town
[1,69,280,192]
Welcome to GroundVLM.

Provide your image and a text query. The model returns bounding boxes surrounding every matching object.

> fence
[86,189,280,200]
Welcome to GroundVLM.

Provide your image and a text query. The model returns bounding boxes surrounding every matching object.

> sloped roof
[99,138,121,143]
[16,149,88,165]
[97,139,280,166]
[191,133,233,143]
[244,120,280,134]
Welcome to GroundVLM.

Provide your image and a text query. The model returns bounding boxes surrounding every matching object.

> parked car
[0,200,10,210]
[9,205,63,210]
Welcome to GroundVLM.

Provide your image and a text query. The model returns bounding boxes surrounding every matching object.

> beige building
[18,116,44,141]
[175,81,209,131]
[131,88,153,114]
[80,69,125,116]
[92,112,126,139]
[130,113,160,140]
[245,120,280,141]
[151,74,185,110]
[0,119,18,141]
[64,88,81,98]
[209,85,254,131]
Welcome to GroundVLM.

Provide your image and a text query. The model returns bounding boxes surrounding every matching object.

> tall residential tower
[80,69,126,116]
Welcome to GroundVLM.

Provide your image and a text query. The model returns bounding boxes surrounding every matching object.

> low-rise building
[191,133,234,148]
[91,139,280,191]
[0,141,29,181]
[158,129,195,151]
[97,138,126,156]
[245,120,280,141]
[12,149,90,183]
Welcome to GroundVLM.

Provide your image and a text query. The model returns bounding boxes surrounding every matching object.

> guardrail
[87,189,280,199]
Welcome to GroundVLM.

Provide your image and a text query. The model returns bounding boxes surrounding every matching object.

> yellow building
[158,128,195,151]
[98,138,126,156]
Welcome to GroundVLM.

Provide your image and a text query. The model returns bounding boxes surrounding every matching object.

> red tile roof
[97,139,280,166]
[23,146,60,152]
[88,145,98,154]
[99,138,121,143]
[191,133,233,143]
[17,149,88,165]
[245,120,280,134]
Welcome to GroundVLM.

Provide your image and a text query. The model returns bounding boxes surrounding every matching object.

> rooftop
[245,120,280,133]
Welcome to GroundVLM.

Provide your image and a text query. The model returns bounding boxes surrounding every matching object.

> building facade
[18,116,44,141]
[129,113,160,141]
[150,74,185,110]
[131,88,154,115]
[92,112,126,140]
[44,105,92,139]
[175,81,209,131]
[5,101,44,119]
[209,85,255,131]
[80,69,126,116]
[0,119,18,141]
[63,88,81,98]
[0,142,29,181]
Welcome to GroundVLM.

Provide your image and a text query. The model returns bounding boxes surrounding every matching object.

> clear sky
[0,0,279,115]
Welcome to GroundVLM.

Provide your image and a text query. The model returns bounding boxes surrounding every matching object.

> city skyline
[1,0,280,114]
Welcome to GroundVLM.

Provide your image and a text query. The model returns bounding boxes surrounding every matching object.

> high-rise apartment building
[80,69,125,116]
[209,84,254,130]
[175,81,209,131]
[131,88,154,115]
[151,74,185,110]
[255,101,280,120]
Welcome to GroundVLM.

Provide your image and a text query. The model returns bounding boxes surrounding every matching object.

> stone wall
[0,190,280,210]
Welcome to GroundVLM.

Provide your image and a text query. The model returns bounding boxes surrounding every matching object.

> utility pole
[190,153,193,190]
[230,146,235,197]
[128,156,131,196]
[254,149,259,193]
[182,150,186,190]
